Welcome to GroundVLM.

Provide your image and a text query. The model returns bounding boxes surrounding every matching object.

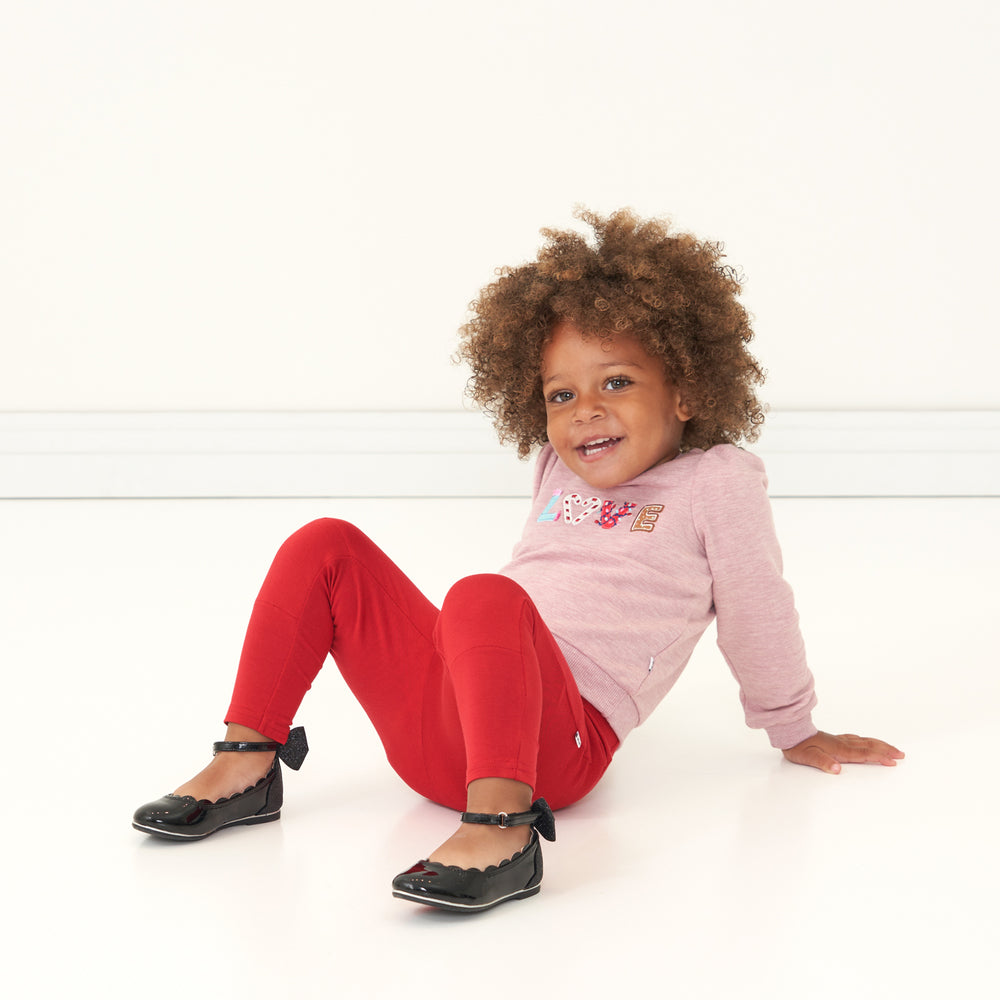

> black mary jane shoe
[131,726,308,841]
[391,798,556,912]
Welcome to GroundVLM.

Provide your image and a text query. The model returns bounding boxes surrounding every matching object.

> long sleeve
[692,447,817,748]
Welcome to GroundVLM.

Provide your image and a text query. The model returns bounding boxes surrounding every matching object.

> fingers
[782,731,905,773]
[831,733,905,766]
[782,742,842,774]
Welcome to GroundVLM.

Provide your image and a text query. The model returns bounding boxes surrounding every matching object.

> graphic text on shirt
[536,489,664,532]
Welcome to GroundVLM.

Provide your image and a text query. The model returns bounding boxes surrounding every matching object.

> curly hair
[457,207,766,458]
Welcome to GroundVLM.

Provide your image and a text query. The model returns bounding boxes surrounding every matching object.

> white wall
[3,0,998,413]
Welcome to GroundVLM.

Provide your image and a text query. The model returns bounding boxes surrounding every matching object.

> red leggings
[225,519,618,811]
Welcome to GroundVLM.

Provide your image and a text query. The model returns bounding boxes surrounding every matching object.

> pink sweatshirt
[500,443,817,750]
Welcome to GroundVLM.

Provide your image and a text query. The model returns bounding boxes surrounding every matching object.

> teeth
[582,437,617,456]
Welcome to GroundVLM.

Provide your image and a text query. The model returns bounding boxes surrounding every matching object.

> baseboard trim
[0,410,997,498]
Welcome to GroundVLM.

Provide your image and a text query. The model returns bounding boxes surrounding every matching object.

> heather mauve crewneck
[500,443,817,749]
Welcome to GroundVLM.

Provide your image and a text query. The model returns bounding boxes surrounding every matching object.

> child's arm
[782,731,905,774]
[696,450,904,768]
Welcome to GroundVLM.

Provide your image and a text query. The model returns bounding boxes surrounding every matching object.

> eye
[547,390,574,404]
[605,376,632,391]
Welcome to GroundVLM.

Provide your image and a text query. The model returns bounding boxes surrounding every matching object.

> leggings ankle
[225,518,618,811]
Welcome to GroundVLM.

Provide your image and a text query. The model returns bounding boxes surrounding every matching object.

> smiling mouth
[578,437,622,458]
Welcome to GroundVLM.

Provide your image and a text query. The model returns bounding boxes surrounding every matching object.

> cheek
[544,410,563,440]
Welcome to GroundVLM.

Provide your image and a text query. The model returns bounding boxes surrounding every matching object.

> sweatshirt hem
[560,643,639,743]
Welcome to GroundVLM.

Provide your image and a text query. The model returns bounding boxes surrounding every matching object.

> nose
[572,391,606,423]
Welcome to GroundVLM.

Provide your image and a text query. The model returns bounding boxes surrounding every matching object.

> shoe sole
[391,883,541,912]
[131,808,280,841]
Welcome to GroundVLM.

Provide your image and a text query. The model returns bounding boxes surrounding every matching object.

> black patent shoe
[391,798,556,912]
[131,726,308,841]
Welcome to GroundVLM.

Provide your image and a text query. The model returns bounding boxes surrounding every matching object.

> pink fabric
[225,518,618,811]
[501,444,818,748]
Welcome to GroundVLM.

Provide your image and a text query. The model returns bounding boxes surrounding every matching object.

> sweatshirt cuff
[765,716,818,750]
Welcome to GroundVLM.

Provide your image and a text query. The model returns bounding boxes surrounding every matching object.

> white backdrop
[2,0,998,413]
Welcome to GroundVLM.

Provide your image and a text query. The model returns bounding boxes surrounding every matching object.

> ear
[675,395,694,423]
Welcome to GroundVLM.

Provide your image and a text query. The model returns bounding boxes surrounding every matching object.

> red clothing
[225,444,816,809]
[225,518,618,811]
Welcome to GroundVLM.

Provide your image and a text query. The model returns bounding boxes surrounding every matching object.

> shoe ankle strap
[460,797,556,842]
[212,725,309,771]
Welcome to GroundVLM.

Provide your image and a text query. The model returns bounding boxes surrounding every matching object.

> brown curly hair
[457,207,766,458]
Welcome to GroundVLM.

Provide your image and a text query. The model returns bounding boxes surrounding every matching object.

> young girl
[133,208,903,912]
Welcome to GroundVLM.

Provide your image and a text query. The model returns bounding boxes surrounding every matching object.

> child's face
[541,320,692,490]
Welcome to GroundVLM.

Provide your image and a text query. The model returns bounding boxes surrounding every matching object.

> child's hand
[782,731,905,774]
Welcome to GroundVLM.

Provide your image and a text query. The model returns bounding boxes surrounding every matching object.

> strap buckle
[458,799,556,842]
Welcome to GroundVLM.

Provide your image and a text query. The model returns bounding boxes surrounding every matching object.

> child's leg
[225,517,442,749]
[432,573,597,798]
[226,523,616,815]
[422,573,619,868]
[174,517,448,803]
[173,520,618,869]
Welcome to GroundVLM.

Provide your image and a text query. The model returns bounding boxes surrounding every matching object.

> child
[133,208,903,912]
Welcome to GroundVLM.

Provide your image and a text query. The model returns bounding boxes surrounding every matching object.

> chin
[575,468,624,491]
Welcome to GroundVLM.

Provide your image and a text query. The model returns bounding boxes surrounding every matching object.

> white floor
[2,495,998,999]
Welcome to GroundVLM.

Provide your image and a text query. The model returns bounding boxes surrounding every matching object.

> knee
[441,574,528,620]
[291,517,359,542]
[277,517,366,562]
